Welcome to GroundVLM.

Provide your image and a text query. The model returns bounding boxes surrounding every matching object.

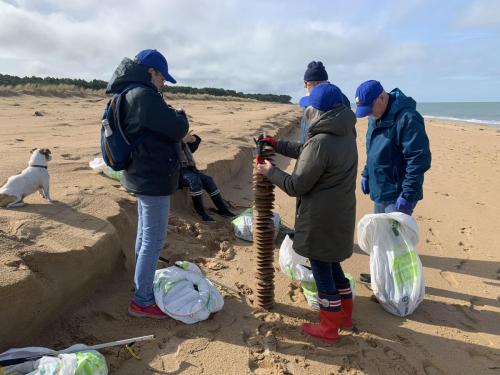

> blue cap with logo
[135,49,176,84]
[355,80,384,118]
[299,83,342,112]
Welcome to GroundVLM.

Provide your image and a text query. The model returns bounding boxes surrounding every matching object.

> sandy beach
[0,93,499,374]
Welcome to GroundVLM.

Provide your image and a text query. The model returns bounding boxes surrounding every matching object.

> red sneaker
[128,301,168,319]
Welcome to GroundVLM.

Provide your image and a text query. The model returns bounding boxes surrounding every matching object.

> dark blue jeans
[181,168,219,196]
[309,259,347,295]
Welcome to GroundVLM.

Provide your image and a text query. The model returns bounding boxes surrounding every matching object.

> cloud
[456,0,500,29]
[0,0,499,101]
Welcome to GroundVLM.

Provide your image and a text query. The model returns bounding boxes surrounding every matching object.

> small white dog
[0,148,53,208]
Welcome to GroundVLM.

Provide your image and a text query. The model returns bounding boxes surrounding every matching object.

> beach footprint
[422,360,446,375]
[440,271,459,286]
[455,259,467,270]
[460,226,473,237]
[287,282,301,303]
[356,333,419,374]
[148,336,187,374]
[453,303,480,324]
[244,327,287,375]
[235,281,253,295]
[61,153,81,161]
[427,227,444,253]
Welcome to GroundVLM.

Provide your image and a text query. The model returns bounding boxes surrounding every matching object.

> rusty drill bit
[253,146,276,310]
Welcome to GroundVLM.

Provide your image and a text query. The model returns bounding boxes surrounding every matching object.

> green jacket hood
[308,105,356,138]
[106,58,157,94]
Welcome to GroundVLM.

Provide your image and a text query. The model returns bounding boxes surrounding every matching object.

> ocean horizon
[417,101,500,127]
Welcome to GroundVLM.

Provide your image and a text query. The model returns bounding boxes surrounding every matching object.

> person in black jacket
[106,49,189,319]
[180,130,235,222]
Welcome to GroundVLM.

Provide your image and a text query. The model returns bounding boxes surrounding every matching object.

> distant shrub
[0,73,107,90]
[0,73,292,103]
[163,92,257,102]
[162,85,291,104]
[0,83,103,97]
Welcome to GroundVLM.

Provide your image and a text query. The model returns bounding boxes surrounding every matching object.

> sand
[0,94,499,374]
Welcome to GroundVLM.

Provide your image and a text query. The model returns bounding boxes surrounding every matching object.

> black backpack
[100,83,147,171]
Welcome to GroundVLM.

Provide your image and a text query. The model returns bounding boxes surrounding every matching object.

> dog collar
[29,164,47,169]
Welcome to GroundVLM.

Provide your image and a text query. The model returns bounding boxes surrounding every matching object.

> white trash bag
[89,157,122,181]
[153,261,224,324]
[231,208,280,242]
[0,346,108,375]
[279,235,313,282]
[279,234,356,309]
[357,212,424,316]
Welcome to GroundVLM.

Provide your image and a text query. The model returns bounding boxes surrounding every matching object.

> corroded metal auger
[253,137,276,310]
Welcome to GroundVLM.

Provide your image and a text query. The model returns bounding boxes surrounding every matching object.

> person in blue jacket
[300,61,351,143]
[355,80,431,283]
[355,80,431,215]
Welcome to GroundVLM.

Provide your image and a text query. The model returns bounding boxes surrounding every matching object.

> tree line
[0,73,106,90]
[0,73,292,104]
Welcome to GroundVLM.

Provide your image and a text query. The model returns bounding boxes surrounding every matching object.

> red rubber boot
[340,297,353,329]
[302,293,343,341]
[338,283,353,330]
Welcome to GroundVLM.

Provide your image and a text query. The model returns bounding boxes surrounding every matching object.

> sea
[417,102,500,128]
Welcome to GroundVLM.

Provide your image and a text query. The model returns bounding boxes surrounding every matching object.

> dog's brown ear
[39,148,51,160]
[30,148,38,154]
[39,148,51,155]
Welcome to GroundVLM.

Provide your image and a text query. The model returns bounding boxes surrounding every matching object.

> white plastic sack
[153,261,224,324]
[231,208,280,242]
[89,157,122,181]
[279,235,356,309]
[357,212,424,316]
[0,346,107,375]
[279,235,313,281]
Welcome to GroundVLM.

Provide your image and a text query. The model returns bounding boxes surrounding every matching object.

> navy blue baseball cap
[299,83,342,112]
[135,49,176,84]
[355,80,383,117]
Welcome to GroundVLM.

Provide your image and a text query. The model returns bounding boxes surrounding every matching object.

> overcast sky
[1,0,499,102]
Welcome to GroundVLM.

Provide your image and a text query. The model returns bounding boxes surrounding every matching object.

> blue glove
[395,195,416,212]
[361,176,369,194]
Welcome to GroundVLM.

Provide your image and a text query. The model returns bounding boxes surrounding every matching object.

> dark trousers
[181,168,219,196]
[309,259,347,295]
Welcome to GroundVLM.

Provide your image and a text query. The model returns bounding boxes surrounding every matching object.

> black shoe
[360,273,371,284]
[210,193,236,218]
[211,208,236,219]
[192,195,215,222]
[200,212,215,222]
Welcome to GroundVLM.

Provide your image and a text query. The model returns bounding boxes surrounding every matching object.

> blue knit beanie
[304,61,328,82]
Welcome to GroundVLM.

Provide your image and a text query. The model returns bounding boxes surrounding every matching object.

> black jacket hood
[106,58,157,94]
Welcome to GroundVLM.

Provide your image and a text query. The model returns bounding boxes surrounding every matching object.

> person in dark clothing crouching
[180,130,235,222]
